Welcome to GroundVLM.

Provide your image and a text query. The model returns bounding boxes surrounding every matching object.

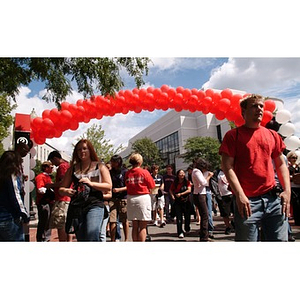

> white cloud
[202,57,300,137]
[150,57,218,72]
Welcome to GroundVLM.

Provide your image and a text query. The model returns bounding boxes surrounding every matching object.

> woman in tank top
[59,139,112,241]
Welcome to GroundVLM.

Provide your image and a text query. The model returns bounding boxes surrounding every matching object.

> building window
[217,125,222,142]
[155,132,180,166]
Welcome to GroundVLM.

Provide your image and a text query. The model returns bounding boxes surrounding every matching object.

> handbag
[293,173,300,185]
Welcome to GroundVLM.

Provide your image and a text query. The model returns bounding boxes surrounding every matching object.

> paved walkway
[28,215,300,242]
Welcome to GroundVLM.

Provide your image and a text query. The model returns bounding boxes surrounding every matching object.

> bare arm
[221,153,251,218]
[274,154,291,216]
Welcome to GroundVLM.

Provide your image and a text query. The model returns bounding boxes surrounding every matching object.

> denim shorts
[233,191,288,241]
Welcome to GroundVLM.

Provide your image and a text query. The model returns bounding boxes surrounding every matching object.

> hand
[236,194,251,218]
[79,177,91,186]
[280,190,290,217]
[65,188,76,197]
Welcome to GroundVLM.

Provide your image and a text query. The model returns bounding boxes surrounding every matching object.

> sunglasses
[291,157,298,159]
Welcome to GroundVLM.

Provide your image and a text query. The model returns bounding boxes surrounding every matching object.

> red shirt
[55,161,70,202]
[125,167,155,195]
[219,126,285,197]
[170,180,191,194]
[35,172,53,205]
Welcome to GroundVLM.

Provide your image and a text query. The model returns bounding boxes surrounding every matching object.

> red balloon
[219,98,231,112]
[153,88,162,99]
[49,108,60,123]
[221,88,233,100]
[183,88,192,100]
[61,102,70,110]
[202,96,213,110]
[215,110,226,120]
[264,100,276,113]
[124,89,133,100]
[231,94,242,106]
[42,109,51,119]
[196,90,206,100]
[32,117,43,131]
[34,135,46,145]
[139,89,147,101]
[160,84,169,93]
[167,88,176,99]
[261,110,273,126]
[205,89,214,98]
[145,93,154,101]
[147,86,155,94]
[176,86,184,94]
[132,88,140,94]
[174,93,184,103]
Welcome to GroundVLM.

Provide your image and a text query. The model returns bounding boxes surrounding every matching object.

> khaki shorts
[50,201,69,229]
[109,198,128,223]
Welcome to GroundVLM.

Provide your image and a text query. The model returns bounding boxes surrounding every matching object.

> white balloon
[284,136,300,151]
[29,181,35,192]
[278,122,295,137]
[30,147,36,157]
[29,169,35,181]
[30,158,36,169]
[275,109,292,124]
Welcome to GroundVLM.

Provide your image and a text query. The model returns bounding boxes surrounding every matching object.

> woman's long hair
[71,139,99,164]
[0,151,22,189]
[173,169,188,188]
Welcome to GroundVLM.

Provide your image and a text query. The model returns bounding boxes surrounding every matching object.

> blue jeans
[234,192,288,241]
[99,204,109,242]
[75,206,105,241]
[206,190,214,233]
[0,215,24,241]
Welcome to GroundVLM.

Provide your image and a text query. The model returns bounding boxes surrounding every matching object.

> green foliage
[0,94,16,155]
[131,137,163,167]
[183,136,221,170]
[0,57,151,107]
[77,124,124,163]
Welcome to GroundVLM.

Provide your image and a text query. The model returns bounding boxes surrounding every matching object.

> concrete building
[120,110,231,171]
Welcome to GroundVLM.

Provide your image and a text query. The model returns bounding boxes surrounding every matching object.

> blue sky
[10,57,300,156]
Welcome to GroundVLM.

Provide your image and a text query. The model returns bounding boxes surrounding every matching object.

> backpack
[209,168,222,200]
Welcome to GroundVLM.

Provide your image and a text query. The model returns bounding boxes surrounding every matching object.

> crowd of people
[1,94,300,242]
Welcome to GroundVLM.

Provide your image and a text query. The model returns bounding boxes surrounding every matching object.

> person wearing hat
[35,161,55,242]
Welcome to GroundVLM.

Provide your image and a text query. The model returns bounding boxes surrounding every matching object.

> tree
[77,124,124,163]
[131,137,163,167]
[0,94,16,155]
[183,136,221,170]
[0,57,151,107]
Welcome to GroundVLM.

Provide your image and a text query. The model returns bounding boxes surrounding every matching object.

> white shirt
[192,168,207,195]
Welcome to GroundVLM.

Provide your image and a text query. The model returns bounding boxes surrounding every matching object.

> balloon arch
[30,85,300,152]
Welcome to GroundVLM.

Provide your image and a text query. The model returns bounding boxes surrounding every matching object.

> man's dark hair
[110,154,123,167]
[48,150,62,160]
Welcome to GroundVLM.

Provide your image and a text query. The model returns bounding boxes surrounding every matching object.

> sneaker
[209,234,215,239]
[225,227,231,235]
[154,220,159,226]
[178,233,184,238]
[160,221,166,228]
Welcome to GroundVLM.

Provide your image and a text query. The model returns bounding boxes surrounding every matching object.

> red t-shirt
[219,126,285,197]
[125,167,155,195]
[35,172,53,205]
[170,180,191,194]
[55,161,70,202]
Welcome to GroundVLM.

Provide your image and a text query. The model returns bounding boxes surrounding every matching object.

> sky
[11,57,300,156]
[3,1,300,297]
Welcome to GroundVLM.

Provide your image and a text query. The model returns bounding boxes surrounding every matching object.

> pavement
[28,213,300,242]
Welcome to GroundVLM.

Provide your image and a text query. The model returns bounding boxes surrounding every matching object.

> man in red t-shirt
[219,94,291,241]
[35,161,54,242]
[48,151,71,241]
